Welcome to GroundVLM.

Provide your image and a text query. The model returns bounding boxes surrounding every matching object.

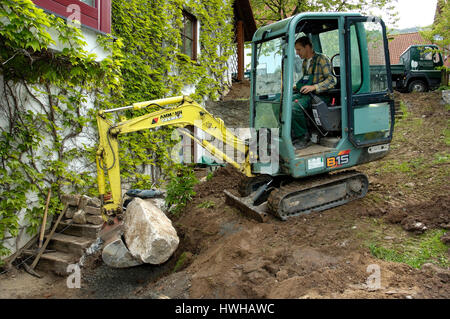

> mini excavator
[96,13,395,222]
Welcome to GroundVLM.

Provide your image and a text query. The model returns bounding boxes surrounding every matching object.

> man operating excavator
[292,36,337,149]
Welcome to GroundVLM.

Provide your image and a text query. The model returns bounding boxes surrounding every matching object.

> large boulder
[102,237,143,268]
[124,198,179,265]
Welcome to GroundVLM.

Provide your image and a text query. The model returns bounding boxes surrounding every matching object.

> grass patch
[368,229,449,269]
[395,116,423,133]
[366,192,384,204]
[433,152,450,165]
[197,200,215,209]
[173,252,189,273]
[443,125,450,146]
[206,172,214,181]
[399,101,410,119]
[377,157,426,176]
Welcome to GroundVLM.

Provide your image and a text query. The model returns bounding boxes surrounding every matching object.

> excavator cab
[250,13,395,179]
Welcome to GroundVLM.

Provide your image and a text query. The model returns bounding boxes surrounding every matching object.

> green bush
[165,166,198,215]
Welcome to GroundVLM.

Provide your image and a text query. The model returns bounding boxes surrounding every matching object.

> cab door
[344,17,395,147]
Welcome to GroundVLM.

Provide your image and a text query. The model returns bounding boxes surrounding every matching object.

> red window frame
[32,0,111,34]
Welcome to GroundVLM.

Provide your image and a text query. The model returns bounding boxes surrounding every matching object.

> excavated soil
[222,79,250,101]
[1,91,449,299]
[138,91,450,299]
[142,168,449,299]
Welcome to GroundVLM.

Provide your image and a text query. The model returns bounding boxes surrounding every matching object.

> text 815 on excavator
[96,13,395,222]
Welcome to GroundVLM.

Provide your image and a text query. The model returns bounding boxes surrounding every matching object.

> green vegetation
[376,157,426,177]
[197,201,215,209]
[0,0,122,262]
[420,0,449,73]
[398,101,410,119]
[165,166,198,215]
[111,0,233,215]
[369,229,449,269]
[444,126,450,146]
[250,0,399,27]
[206,172,214,181]
[0,0,233,262]
[433,153,450,165]
[173,251,187,273]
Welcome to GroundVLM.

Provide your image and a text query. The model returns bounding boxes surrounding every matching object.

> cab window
[319,29,339,59]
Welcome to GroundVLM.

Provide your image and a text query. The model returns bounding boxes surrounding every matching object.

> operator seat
[309,66,341,133]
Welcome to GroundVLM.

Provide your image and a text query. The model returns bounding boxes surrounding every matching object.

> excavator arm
[96,96,254,213]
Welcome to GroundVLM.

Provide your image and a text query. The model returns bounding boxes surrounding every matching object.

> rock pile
[61,194,104,225]
[60,194,179,268]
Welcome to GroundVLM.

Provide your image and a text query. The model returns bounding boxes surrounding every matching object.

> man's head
[295,36,313,59]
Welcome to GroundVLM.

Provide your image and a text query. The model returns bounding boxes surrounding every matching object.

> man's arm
[313,55,337,93]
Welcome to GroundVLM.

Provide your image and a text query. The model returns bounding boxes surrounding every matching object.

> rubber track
[267,170,368,220]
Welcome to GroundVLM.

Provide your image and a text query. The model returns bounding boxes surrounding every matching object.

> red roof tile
[388,32,430,64]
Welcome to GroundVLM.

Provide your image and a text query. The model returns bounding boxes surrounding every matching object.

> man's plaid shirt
[302,52,337,93]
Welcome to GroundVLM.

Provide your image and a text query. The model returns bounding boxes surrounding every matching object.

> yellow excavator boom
[96,96,253,213]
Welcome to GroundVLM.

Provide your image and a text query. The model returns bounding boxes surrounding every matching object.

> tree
[420,0,449,72]
[250,0,399,27]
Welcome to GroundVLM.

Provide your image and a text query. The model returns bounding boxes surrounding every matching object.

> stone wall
[61,194,103,226]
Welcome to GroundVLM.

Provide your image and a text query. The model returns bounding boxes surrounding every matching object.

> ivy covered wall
[110,0,235,193]
[0,0,235,263]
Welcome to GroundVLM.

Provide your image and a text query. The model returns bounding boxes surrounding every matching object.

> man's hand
[300,85,316,94]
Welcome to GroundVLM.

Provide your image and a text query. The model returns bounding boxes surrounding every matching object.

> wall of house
[0,79,101,259]
[0,22,110,260]
[2,0,238,261]
[49,24,111,62]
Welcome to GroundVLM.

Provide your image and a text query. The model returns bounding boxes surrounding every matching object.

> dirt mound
[139,161,449,299]
[223,79,250,101]
[385,195,450,230]
[398,91,446,112]
[363,195,450,234]
[145,192,449,298]
[194,165,246,198]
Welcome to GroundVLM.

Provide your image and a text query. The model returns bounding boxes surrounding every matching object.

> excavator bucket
[224,190,269,223]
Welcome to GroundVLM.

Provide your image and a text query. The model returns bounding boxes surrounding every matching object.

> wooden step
[24,251,79,276]
[56,221,103,239]
[46,233,94,257]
